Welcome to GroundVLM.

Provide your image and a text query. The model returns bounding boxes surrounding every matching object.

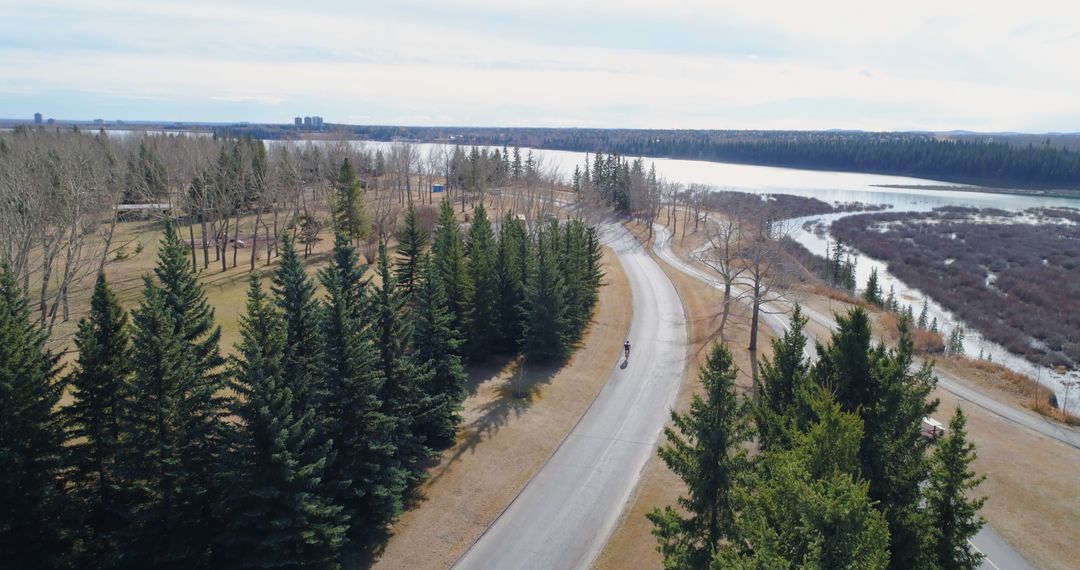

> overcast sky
[2,0,1079,132]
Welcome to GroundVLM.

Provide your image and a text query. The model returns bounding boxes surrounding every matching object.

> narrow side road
[651,224,1037,570]
[452,223,688,570]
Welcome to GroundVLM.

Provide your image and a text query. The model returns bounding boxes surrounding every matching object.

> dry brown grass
[594,221,771,570]
[372,245,633,570]
[936,356,1080,425]
[803,282,870,307]
[878,312,946,354]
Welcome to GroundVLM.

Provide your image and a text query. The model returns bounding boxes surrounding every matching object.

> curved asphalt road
[651,224,1039,570]
[453,223,688,570]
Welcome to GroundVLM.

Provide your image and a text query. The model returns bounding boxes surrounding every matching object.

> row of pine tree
[650,307,987,570]
[0,197,603,568]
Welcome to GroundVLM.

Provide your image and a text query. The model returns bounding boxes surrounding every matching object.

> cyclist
[624,339,631,359]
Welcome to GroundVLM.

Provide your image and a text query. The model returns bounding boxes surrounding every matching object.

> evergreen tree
[215,275,346,569]
[394,204,428,294]
[272,233,324,418]
[924,408,987,570]
[864,267,882,305]
[813,308,939,569]
[63,273,132,566]
[719,394,890,569]
[0,261,67,569]
[494,212,530,353]
[523,222,568,362]
[155,220,225,383]
[432,200,472,336]
[330,158,371,246]
[947,325,966,357]
[465,204,498,359]
[559,219,597,342]
[147,220,227,564]
[754,304,812,451]
[886,285,898,312]
[648,344,752,569]
[318,234,402,543]
[374,242,434,484]
[412,256,468,449]
[918,299,930,330]
[118,279,206,567]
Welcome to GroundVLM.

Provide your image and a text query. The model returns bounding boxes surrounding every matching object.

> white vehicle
[920,417,946,439]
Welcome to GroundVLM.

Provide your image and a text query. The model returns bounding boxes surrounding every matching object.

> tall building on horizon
[303,116,311,126]
[294,116,302,126]
[33,112,42,124]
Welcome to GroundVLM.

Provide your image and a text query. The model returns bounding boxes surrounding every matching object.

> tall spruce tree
[412,256,468,449]
[149,220,227,564]
[155,220,225,384]
[559,220,590,343]
[813,308,938,569]
[330,158,371,246]
[63,273,132,566]
[0,261,68,569]
[754,304,812,452]
[215,275,346,569]
[719,394,890,569]
[272,233,323,418]
[925,408,986,570]
[864,267,882,305]
[559,219,603,343]
[647,343,752,569]
[432,200,472,335]
[523,221,568,362]
[318,233,402,543]
[465,204,498,360]
[394,204,428,294]
[374,242,434,484]
[118,278,206,567]
[494,212,530,353]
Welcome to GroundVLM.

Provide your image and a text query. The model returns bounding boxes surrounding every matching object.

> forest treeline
[0,169,602,567]
[546,130,1080,190]
[224,125,1080,191]
[650,308,987,569]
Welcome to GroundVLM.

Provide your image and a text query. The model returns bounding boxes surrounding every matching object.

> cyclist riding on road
[624,339,631,359]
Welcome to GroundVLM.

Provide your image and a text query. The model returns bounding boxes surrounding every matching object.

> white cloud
[2,0,1078,130]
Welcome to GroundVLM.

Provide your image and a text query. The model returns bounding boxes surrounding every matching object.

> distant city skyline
[2,0,1079,133]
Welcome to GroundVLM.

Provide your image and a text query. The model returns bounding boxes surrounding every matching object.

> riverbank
[872,183,1080,200]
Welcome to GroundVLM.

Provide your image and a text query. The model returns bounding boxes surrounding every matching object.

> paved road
[651,224,1040,570]
[453,223,688,570]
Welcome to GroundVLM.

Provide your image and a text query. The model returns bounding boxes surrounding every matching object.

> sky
[2,0,1079,132]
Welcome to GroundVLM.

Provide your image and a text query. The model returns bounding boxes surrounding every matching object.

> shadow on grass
[421,354,567,490]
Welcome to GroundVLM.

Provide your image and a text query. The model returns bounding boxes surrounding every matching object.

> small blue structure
[432,184,444,193]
